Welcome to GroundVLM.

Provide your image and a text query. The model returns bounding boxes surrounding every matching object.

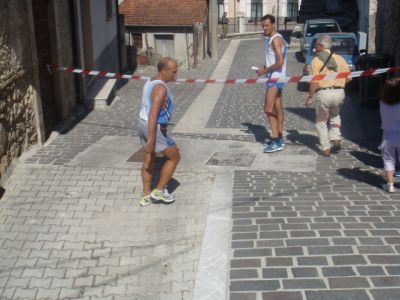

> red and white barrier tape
[48,65,400,84]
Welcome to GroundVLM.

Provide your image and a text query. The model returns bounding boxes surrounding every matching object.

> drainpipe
[210,0,218,60]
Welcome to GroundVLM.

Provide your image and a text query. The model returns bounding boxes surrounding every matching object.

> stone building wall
[0,0,78,181]
[0,1,38,179]
[376,0,400,65]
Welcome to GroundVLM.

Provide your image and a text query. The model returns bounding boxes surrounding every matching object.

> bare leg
[264,87,280,138]
[156,145,181,190]
[141,151,155,195]
[385,170,394,185]
[275,94,284,137]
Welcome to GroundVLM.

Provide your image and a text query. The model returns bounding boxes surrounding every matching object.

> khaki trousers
[314,89,345,151]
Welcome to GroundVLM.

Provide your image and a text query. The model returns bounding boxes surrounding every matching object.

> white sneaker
[383,183,395,193]
[151,188,176,203]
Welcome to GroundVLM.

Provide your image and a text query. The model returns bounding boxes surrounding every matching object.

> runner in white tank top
[264,33,287,90]
[255,14,287,153]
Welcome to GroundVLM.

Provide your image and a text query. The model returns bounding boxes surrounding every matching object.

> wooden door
[32,0,57,137]
[155,35,174,58]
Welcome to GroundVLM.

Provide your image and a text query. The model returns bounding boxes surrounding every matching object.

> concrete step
[85,77,117,109]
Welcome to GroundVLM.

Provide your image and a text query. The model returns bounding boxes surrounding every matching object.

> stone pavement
[1,35,400,300]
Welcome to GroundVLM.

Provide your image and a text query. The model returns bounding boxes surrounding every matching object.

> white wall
[144,32,195,69]
[90,0,119,71]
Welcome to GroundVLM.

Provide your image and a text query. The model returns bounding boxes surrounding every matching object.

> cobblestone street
[1,35,399,300]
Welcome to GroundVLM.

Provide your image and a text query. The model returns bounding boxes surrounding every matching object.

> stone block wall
[0,1,79,181]
[0,1,38,179]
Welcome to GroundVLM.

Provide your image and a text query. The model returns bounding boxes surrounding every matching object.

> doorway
[32,0,57,137]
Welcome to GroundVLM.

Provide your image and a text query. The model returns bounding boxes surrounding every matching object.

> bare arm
[305,58,320,106]
[144,84,166,153]
[305,82,319,106]
[257,37,285,76]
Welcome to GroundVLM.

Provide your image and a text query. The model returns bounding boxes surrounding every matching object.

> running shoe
[264,138,285,147]
[140,194,152,207]
[383,183,396,193]
[263,140,283,153]
[150,188,176,203]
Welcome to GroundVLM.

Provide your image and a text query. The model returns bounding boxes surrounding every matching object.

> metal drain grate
[206,152,256,167]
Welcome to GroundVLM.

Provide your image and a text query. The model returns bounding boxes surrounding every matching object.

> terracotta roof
[119,0,209,26]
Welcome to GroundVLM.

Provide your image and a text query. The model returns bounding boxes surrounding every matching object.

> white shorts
[138,119,175,153]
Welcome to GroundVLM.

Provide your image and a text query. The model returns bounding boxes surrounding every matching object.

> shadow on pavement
[0,186,5,199]
[340,90,382,153]
[286,129,320,153]
[297,82,309,92]
[350,151,383,169]
[337,167,383,189]
[150,157,181,196]
[241,122,270,144]
[285,107,315,124]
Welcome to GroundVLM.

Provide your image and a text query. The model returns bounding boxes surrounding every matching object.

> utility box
[357,31,367,54]
[356,54,393,109]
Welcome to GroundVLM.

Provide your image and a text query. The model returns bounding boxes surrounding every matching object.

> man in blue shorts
[256,14,287,153]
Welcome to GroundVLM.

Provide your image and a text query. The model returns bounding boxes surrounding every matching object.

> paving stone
[307,246,354,255]
[297,256,328,266]
[371,276,400,287]
[369,288,400,300]
[385,266,400,275]
[13,287,37,299]
[275,247,304,256]
[262,268,288,279]
[230,293,257,300]
[230,269,258,279]
[286,238,330,247]
[234,248,272,258]
[262,291,303,300]
[328,276,370,289]
[265,257,293,267]
[283,279,326,289]
[291,267,318,278]
[332,255,367,265]
[305,290,370,300]
[231,259,261,268]
[230,280,280,291]
[231,241,254,249]
[36,288,60,299]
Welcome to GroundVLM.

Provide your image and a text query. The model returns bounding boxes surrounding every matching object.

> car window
[311,37,356,55]
[306,23,340,37]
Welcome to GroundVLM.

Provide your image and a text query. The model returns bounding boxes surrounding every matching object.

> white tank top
[265,33,287,79]
[139,79,173,123]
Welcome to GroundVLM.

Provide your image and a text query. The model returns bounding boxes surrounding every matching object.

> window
[251,0,262,23]
[306,23,340,37]
[311,37,356,55]
[218,0,225,23]
[286,2,299,20]
[106,0,113,21]
[131,33,143,49]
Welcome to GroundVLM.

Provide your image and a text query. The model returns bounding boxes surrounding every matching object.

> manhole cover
[206,152,256,167]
